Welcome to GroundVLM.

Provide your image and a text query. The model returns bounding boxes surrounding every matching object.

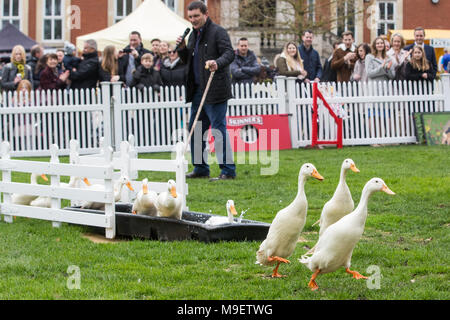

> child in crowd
[405,45,435,82]
[130,53,163,91]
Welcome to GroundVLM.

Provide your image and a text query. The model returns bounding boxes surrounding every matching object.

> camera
[122,48,132,54]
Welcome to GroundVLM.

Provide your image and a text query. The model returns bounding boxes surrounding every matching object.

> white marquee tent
[76,0,192,51]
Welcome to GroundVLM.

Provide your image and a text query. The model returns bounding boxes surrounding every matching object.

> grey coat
[365,54,396,82]
[1,62,33,91]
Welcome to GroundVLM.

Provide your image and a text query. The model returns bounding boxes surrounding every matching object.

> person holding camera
[118,31,152,87]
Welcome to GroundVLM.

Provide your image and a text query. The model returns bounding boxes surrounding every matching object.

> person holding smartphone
[118,31,151,87]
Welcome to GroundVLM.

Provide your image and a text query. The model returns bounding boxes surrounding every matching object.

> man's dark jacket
[69,51,99,90]
[118,44,151,82]
[178,18,234,104]
[298,44,323,81]
[230,49,261,85]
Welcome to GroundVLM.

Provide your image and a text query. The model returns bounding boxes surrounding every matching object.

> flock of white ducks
[256,159,395,291]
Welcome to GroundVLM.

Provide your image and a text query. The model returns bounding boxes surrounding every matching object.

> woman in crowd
[405,45,435,83]
[351,43,371,82]
[387,33,411,81]
[99,45,121,83]
[160,44,186,87]
[365,36,396,82]
[153,41,170,72]
[1,45,33,91]
[276,41,308,82]
[39,53,70,90]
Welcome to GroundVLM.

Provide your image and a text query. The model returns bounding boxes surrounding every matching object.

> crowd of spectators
[0,26,446,97]
[272,27,441,87]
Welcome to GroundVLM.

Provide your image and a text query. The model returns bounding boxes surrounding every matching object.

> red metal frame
[311,82,343,149]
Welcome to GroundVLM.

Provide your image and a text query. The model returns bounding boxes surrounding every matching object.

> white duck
[81,175,134,210]
[156,179,182,220]
[11,173,48,205]
[256,163,324,278]
[132,178,158,216]
[317,159,360,236]
[205,200,238,225]
[299,178,395,291]
[302,159,360,259]
[30,176,90,208]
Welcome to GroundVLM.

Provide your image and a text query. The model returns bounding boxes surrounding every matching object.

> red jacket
[39,66,66,91]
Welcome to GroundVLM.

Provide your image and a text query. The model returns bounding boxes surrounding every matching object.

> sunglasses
[168,50,176,54]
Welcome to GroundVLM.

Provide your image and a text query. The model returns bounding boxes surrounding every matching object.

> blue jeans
[189,88,236,177]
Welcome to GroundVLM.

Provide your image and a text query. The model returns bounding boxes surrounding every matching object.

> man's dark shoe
[186,171,210,179]
[209,174,236,182]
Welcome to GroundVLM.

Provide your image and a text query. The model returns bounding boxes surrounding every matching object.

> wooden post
[50,144,62,228]
[104,146,116,239]
[1,142,13,223]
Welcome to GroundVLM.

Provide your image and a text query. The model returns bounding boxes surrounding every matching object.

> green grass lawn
[0,145,449,300]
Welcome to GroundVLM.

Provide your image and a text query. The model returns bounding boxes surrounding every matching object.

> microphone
[175,28,191,51]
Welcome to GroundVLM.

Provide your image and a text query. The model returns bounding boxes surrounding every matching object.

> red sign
[209,114,292,152]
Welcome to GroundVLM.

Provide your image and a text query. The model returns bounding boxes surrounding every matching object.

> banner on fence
[209,114,292,152]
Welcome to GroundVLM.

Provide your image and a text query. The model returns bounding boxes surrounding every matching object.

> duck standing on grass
[132,178,158,216]
[256,163,324,278]
[156,179,182,220]
[303,159,360,259]
[299,178,395,291]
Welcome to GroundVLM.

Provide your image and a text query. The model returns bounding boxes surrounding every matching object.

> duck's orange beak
[126,181,134,191]
[382,184,395,195]
[312,169,324,181]
[350,164,360,173]
[170,186,177,198]
[83,178,91,186]
[142,184,148,195]
[230,205,238,216]
[41,174,49,181]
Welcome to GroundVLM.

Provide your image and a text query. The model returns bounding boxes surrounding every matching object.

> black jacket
[160,58,187,87]
[178,18,234,104]
[1,62,33,91]
[27,56,40,88]
[130,65,162,91]
[404,62,435,82]
[118,44,151,83]
[69,51,99,90]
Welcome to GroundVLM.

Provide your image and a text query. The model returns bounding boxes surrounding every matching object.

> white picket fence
[1,75,449,157]
[0,136,188,239]
[289,78,447,147]
[0,141,117,238]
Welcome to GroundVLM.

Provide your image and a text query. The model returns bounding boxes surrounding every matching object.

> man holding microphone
[176,0,236,181]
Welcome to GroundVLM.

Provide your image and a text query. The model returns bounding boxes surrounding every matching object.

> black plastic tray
[65,203,270,242]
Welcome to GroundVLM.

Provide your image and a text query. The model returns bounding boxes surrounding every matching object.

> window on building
[308,0,315,23]
[377,1,395,36]
[336,0,355,38]
[1,0,21,30]
[161,0,176,11]
[43,0,63,41]
[115,0,136,23]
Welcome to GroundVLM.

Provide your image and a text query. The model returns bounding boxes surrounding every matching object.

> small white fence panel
[0,141,117,238]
